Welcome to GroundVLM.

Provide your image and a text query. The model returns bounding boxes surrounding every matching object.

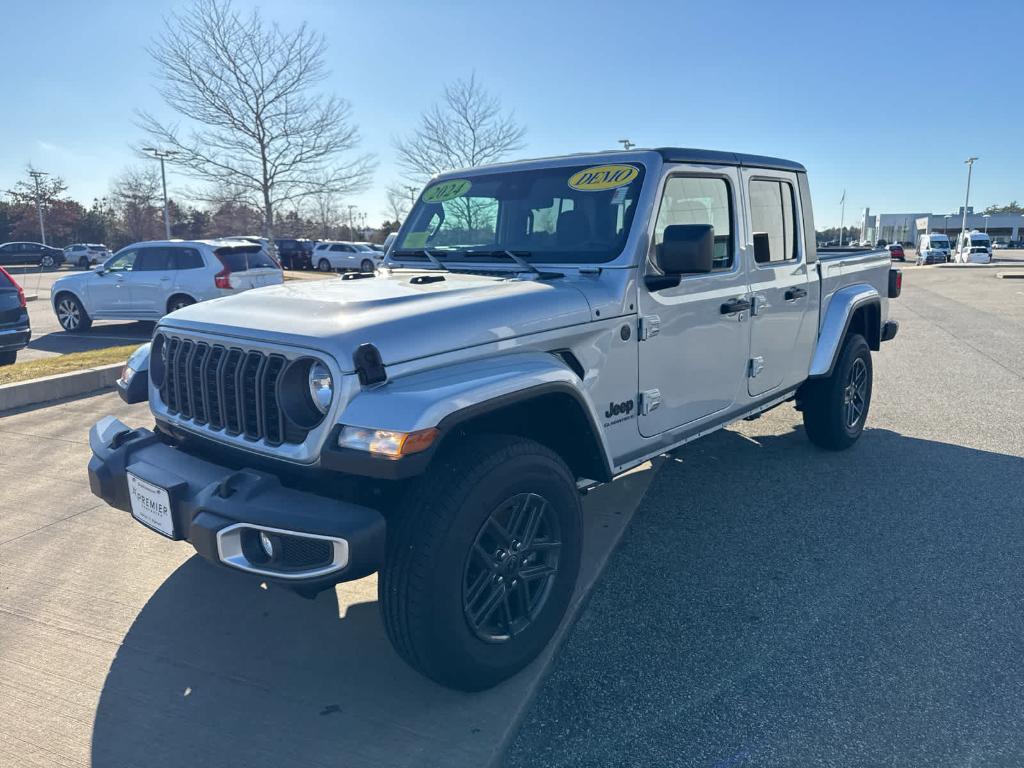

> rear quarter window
[214,246,278,270]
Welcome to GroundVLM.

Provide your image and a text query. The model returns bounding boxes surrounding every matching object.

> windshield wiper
[460,250,563,279]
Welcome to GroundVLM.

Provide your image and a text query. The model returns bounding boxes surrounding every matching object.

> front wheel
[55,294,92,332]
[78,256,90,269]
[360,259,375,273]
[380,434,582,691]
[801,333,872,451]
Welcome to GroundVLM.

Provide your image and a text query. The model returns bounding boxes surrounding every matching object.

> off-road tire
[380,434,583,691]
[802,333,872,451]
[0,350,16,366]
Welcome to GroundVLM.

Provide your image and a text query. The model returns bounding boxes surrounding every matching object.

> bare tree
[383,183,411,225]
[394,74,526,184]
[111,166,164,242]
[137,0,374,246]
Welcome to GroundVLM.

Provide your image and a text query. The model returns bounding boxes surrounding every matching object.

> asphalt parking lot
[7,265,153,362]
[508,263,1024,766]
[3,261,1024,766]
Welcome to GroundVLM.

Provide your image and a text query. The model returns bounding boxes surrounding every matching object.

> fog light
[259,531,277,559]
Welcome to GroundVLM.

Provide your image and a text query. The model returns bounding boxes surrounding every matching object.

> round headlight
[308,361,333,414]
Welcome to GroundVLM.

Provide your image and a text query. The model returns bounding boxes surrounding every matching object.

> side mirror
[93,265,106,274]
[646,224,714,290]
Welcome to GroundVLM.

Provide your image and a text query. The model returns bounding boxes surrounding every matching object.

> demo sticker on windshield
[422,179,472,203]
[568,164,639,192]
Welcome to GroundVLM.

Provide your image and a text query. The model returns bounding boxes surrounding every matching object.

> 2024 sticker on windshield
[568,164,639,191]
[422,179,472,203]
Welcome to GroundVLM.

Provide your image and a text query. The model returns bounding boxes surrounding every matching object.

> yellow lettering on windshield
[568,164,639,191]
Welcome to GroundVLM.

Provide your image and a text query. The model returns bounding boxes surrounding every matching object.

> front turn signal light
[337,426,439,459]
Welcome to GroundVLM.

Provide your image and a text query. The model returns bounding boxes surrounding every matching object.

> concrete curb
[0,362,124,413]
[936,262,1024,269]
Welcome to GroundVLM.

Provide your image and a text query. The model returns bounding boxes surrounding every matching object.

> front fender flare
[809,284,880,378]
[334,352,612,477]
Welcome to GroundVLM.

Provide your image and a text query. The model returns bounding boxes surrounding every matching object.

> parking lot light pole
[960,157,978,250]
[983,214,991,234]
[141,147,177,239]
[403,185,417,211]
[27,169,49,245]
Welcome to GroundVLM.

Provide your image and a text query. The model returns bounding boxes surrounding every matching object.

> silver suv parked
[51,240,282,331]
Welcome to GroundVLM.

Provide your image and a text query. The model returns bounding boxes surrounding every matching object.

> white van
[955,230,992,264]
[917,233,951,264]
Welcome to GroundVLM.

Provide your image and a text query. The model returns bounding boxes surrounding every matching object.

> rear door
[742,170,814,397]
[637,167,752,437]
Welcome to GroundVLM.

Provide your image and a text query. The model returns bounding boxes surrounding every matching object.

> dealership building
[861,207,1024,244]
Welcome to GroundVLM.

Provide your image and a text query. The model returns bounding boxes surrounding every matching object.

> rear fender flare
[809,284,881,378]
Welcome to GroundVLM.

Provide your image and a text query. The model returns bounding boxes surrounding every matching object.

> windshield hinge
[639,315,660,341]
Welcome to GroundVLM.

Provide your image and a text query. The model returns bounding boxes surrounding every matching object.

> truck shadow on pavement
[89,561,477,768]
[28,322,153,356]
[506,425,1024,767]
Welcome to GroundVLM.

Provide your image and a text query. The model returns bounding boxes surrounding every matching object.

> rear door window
[170,248,204,270]
[749,179,799,264]
[134,248,173,271]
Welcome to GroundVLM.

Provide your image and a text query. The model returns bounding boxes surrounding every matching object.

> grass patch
[0,344,140,386]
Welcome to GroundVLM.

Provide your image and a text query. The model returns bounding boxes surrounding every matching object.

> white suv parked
[312,241,383,272]
[64,243,112,269]
[51,240,282,331]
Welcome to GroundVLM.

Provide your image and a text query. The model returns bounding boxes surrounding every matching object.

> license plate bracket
[128,472,177,539]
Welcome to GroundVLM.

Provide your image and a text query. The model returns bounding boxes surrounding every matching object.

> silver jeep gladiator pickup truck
[89,148,901,690]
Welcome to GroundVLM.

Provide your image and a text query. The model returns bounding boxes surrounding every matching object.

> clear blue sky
[3,0,1021,229]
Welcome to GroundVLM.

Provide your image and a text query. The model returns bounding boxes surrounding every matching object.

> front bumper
[88,416,386,592]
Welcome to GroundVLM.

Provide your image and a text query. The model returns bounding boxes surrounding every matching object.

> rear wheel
[801,333,872,451]
[380,434,582,691]
[318,258,332,272]
[167,295,194,314]
[40,254,56,269]
[0,350,16,366]
[55,293,92,332]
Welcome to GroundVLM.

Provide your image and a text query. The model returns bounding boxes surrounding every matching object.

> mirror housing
[651,224,715,284]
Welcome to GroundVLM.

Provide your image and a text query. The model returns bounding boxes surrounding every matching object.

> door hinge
[640,388,662,415]
[749,356,765,378]
[639,314,660,340]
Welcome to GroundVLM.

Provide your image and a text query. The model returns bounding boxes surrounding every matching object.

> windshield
[394,163,647,264]
[354,244,375,252]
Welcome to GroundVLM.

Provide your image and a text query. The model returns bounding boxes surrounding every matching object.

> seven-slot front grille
[156,334,298,446]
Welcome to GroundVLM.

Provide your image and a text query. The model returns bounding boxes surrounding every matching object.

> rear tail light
[888,269,902,298]
[214,254,232,289]
[0,266,26,307]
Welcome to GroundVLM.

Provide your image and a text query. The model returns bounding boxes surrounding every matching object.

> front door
[128,246,176,317]
[742,171,813,396]
[91,248,138,315]
[637,168,751,438]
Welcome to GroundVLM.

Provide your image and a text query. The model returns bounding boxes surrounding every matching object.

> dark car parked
[274,238,315,269]
[0,266,30,365]
[0,241,65,269]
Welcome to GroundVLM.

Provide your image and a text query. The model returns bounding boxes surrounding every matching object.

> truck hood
[160,271,594,371]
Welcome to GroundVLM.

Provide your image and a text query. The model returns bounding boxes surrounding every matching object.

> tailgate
[0,286,25,327]
[230,267,283,290]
